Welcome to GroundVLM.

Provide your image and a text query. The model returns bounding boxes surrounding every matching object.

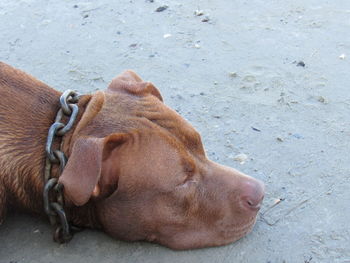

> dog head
[59,71,264,250]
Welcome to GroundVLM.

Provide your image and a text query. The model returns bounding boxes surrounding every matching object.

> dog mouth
[152,214,259,250]
[220,216,258,243]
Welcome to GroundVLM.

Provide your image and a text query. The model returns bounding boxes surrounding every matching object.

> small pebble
[251,127,261,132]
[317,96,328,104]
[229,72,238,78]
[163,33,172,38]
[194,10,204,16]
[339,54,346,59]
[296,61,305,67]
[233,153,248,164]
[155,5,168,12]
[202,16,210,22]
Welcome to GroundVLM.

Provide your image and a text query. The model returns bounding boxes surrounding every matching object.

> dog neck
[60,95,103,229]
[0,62,99,229]
[0,63,61,214]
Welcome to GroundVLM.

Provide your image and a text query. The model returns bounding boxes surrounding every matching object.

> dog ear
[58,134,128,206]
[107,70,163,101]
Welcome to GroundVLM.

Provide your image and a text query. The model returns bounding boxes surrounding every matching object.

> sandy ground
[0,0,350,262]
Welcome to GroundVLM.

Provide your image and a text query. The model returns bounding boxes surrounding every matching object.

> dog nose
[240,179,265,211]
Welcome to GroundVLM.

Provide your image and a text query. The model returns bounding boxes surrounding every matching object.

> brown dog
[0,62,264,250]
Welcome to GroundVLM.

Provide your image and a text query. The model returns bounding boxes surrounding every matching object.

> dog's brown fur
[0,62,264,249]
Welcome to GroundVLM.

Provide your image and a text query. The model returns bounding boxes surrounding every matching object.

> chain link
[43,90,80,243]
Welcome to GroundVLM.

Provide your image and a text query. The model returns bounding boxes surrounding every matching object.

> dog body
[0,62,264,249]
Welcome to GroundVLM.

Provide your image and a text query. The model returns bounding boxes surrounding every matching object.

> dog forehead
[80,91,205,158]
[115,133,190,191]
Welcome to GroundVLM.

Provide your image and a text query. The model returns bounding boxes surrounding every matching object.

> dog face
[59,71,264,250]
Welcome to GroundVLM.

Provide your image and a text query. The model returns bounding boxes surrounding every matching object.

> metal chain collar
[43,90,80,243]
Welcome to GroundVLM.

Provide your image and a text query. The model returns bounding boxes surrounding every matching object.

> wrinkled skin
[0,62,264,250]
[59,71,265,249]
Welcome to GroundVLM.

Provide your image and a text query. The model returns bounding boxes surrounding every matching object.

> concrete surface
[0,0,350,262]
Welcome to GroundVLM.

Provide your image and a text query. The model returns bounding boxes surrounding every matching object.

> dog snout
[239,179,265,211]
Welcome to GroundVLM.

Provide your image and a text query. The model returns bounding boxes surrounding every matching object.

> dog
[0,62,264,250]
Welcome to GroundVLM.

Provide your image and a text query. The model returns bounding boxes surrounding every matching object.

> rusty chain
[43,90,80,243]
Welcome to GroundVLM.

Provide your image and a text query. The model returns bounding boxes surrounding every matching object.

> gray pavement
[0,1,350,262]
